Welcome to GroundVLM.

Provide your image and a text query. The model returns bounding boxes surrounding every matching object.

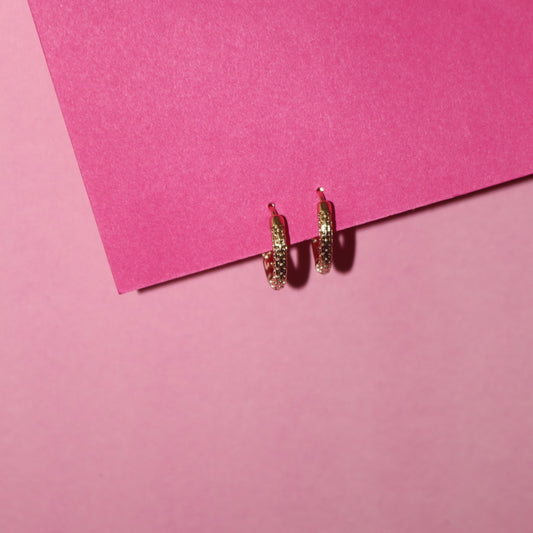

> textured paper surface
[27,0,533,292]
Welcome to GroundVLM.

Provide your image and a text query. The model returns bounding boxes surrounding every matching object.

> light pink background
[27,0,533,292]
[2,2,533,532]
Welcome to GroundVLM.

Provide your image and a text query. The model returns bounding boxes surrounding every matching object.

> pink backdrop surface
[2,2,533,533]
[27,0,533,292]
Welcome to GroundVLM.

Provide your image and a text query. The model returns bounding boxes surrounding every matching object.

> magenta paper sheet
[28,1,533,292]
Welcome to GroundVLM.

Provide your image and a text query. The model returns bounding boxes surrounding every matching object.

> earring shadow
[287,240,311,288]
[333,226,356,273]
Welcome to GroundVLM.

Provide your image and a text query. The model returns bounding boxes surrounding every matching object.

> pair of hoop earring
[263,187,334,290]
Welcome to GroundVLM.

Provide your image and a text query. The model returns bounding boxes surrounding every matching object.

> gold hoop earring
[312,187,334,274]
[262,203,288,290]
